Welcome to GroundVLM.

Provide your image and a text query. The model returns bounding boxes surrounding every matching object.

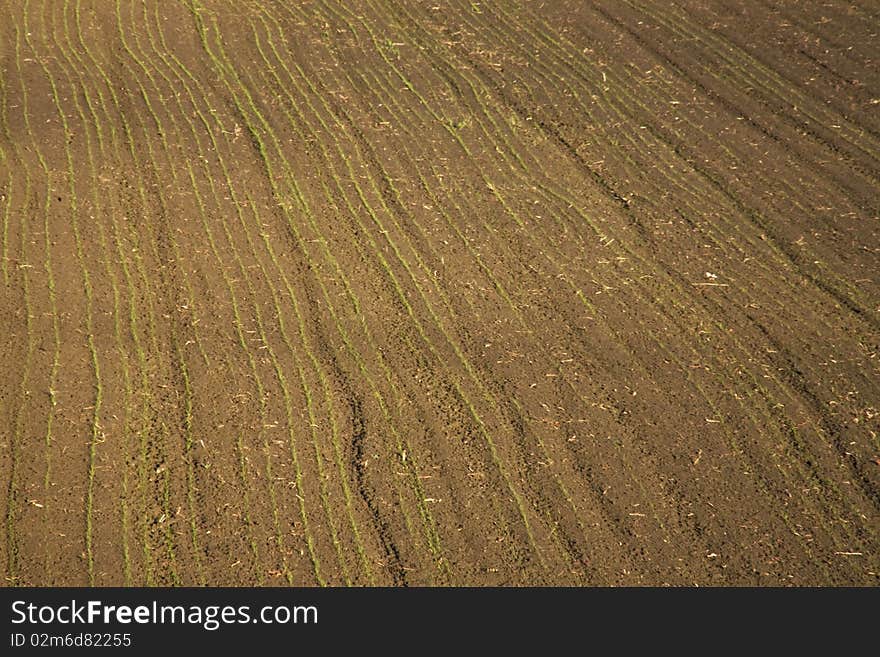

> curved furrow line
[248,5,566,577]
[244,182,407,584]
[66,0,138,584]
[24,0,104,585]
[95,1,169,585]
[10,1,82,584]
[139,2,282,586]
[156,424,178,585]
[227,14,458,577]
[150,0,376,581]
[312,183,450,582]
[141,0,286,585]
[413,165,700,580]
[348,0,868,568]
[33,0,113,584]
[125,0,325,584]
[2,0,874,586]
[151,18,369,583]
[0,141,13,580]
[280,0,642,582]
[350,67,619,580]
[251,0,562,577]
[144,1,363,585]
[187,3,410,584]
[186,143,340,585]
[19,69,62,588]
[0,15,11,290]
[2,14,40,581]
[183,155,318,584]
[309,0,618,574]
[112,0,222,583]
[121,93,183,586]
[211,182,355,586]
[147,2,349,586]
[444,56,876,552]
[71,0,176,585]
[460,37,880,560]
[185,0,451,582]
[184,0,347,585]
[406,168,659,581]
[114,0,210,368]
[95,1,184,586]
[322,0,840,576]
[734,318,880,550]
[63,0,170,583]
[128,10,276,586]
[313,2,635,300]
[0,20,14,586]
[137,0,287,586]
[46,0,209,585]
[51,0,139,584]
[2,184,33,582]
[791,45,880,137]
[557,223,875,570]
[239,42,444,582]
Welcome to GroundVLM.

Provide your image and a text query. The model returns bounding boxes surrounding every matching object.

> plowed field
[1,0,878,586]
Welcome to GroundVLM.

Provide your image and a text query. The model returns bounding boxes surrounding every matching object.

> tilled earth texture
[1,0,878,587]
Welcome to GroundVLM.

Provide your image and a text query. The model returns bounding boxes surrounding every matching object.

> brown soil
[1,0,878,586]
